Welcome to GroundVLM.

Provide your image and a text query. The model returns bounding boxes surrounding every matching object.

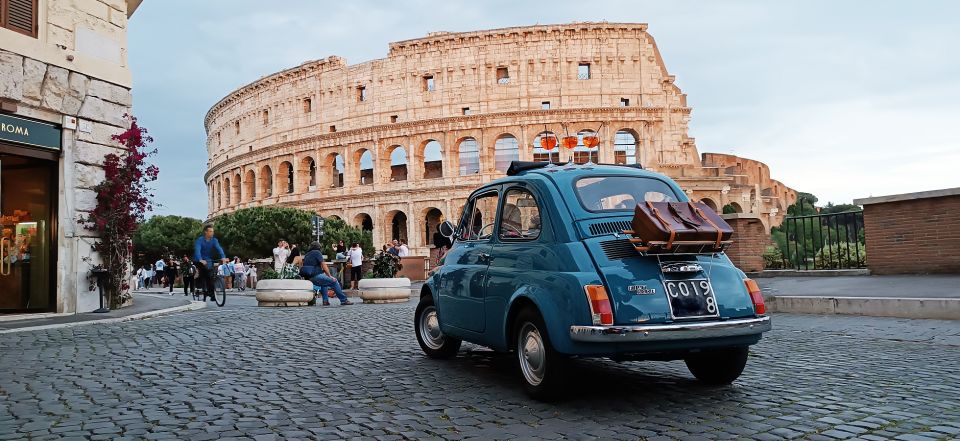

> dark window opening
[578,63,591,80]
[541,101,550,110]
[496,67,510,84]
[423,75,435,92]
[620,98,630,107]
[357,86,367,102]
[303,98,312,113]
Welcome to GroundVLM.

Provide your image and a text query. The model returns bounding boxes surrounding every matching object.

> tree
[319,217,374,258]
[78,116,158,308]
[132,215,202,267]
[212,206,314,259]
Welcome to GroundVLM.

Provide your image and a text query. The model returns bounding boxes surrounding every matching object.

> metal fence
[781,210,866,270]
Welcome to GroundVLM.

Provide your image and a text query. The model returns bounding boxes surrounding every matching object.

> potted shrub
[254,266,314,307]
[359,251,411,304]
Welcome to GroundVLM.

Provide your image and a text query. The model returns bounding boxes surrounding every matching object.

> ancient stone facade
[204,23,796,256]
[0,0,140,313]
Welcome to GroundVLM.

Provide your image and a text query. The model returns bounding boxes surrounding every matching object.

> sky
[127,0,960,219]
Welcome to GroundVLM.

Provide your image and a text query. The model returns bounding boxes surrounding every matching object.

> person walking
[180,255,196,296]
[232,257,246,291]
[144,264,153,289]
[300,241,353,306]
[154,257,166,287]
[347,242,363,290]
[165,257,178,294]
[272,240,290,272]
[246,261,258,289]
[136,266,145,290]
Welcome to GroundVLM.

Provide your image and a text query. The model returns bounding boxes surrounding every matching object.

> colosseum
[203,22,796,256]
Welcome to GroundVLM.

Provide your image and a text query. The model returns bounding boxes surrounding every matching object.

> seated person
[299,241,353,306]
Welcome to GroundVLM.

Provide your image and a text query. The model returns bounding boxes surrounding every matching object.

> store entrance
[0,148,57,313]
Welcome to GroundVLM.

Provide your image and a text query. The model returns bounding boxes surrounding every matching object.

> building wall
[203,23,795,256]
[721,214,770,273]
[0,0,137,313]
[857,190,960,275]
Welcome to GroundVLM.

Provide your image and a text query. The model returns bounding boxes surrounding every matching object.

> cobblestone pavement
[1,296,958,441]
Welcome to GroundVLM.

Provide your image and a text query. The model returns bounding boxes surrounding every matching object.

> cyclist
[193,224,228,302]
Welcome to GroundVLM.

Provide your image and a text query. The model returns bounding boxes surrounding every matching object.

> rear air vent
[589,220,632,236]
[600,239,637,260]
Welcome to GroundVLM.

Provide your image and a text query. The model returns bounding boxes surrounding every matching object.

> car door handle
[479,252,492,262]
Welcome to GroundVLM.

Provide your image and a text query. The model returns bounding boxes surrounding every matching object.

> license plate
[663,279,719,319]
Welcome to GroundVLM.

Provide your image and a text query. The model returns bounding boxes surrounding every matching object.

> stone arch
[232,173,241,204]
[354,212,373,233]
[532,131,559,163]
[494,133,519,172]
[700,198,719,212]
[386,209,408,243]
[456,136,480,176]
[385,145,408,182]
[421,206,444,247]
[723,202,744,214]
[354,148,374,185]
[421,140,443,179]
[260,164,273,197]
[614,129,639,165]
[298,155,316,192]
[324,152,344,188]
[244,169,257,201]
[223,177,232,206]
[278,161,294,194]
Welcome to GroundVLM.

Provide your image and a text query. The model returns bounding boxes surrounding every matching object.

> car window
[574,176,679,212]
[461,191,499,241]
[499,188,542,240]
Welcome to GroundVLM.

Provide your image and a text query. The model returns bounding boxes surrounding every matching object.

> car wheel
[514,307,568,400]
[414,295,461,359]
[684,347,749,385]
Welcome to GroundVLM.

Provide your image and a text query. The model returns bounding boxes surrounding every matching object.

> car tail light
[744,279,765,315]
[584,285,614,325]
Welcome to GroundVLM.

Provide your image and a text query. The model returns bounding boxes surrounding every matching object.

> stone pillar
[721,214,769,273]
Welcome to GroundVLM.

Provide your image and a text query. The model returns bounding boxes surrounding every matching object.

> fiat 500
[414,161,770,399]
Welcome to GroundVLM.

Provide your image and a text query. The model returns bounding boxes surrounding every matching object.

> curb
[0,299,207,334]
[766,295,960,320]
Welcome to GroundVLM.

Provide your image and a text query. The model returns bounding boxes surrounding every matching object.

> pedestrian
[335,240,347,260]
[287,243,301,267]
[136,266,145,290]
[154,257,166,287]
[233,257,246,291]
[398,239,410,257]
[180,255,195,296]
[347,242,363,290]
[272,240,290,272]
[299,241,353,306]
[387,240,400,256]
[165,257,178,295]
[144,264,153,289]
[223,258,235,290]
[246,261,258,289]
[433,225,452,263]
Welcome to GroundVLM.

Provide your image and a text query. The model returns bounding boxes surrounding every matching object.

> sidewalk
[758,275,960,319]
[0,292,205,333]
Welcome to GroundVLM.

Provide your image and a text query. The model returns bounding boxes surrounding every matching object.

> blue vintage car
[415,161,770,399]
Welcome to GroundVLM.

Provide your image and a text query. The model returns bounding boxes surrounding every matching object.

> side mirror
[439,220,456,239]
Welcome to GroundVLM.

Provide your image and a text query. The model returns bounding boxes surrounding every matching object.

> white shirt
[348,247,363,266]
[155,259,165,271]
[398,244,410,257]
[272,247,290,271]
[233,262,245,274]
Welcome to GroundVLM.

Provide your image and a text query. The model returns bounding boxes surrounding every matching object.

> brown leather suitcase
[628,201,733,252]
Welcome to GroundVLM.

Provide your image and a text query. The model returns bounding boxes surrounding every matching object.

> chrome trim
[660,262,703,273]
[569,316,771,343]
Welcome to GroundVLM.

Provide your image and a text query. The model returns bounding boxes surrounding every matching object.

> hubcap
[419,306,445,350]
[518,323,545,386]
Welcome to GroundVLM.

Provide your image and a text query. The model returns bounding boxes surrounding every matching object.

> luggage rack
[622,229,731,255]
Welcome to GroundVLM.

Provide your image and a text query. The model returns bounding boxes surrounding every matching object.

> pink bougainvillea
[79,115,158,307]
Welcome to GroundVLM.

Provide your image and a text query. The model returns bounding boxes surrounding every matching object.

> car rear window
[574,176,679,212]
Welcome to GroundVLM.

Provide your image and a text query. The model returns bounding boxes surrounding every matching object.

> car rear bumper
[569,316,771,343]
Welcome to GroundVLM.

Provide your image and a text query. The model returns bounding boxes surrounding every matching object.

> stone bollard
[358,278,412,304]
[255,279,314,307]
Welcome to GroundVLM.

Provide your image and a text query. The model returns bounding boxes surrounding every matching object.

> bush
[213,207,314,259]
[371,252,402,278]
[319,217,374,258]
[814,242,866,269]
[762,245,785,269]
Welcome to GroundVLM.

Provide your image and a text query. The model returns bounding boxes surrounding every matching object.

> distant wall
[855,188,960,274]
[722,214,769,273]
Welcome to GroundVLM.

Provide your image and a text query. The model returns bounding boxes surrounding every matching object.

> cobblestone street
[1,297,958,441]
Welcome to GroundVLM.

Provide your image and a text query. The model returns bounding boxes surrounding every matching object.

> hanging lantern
[541,134,558,150]
[561,136,578,149]
[583,135,600,148]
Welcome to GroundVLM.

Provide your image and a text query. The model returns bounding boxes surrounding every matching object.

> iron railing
[781,210,866,270]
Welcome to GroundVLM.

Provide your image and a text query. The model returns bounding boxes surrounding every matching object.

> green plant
[814,242,866,269]
[319,217,375,258]
[260,268,281,280]
[371,252,402,278]
[132,215,202,267]
[762,244,785,269]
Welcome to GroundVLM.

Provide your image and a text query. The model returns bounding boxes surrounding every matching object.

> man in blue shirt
[194,225,228,302]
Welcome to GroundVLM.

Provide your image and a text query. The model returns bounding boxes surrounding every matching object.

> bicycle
[196,261,227,307]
